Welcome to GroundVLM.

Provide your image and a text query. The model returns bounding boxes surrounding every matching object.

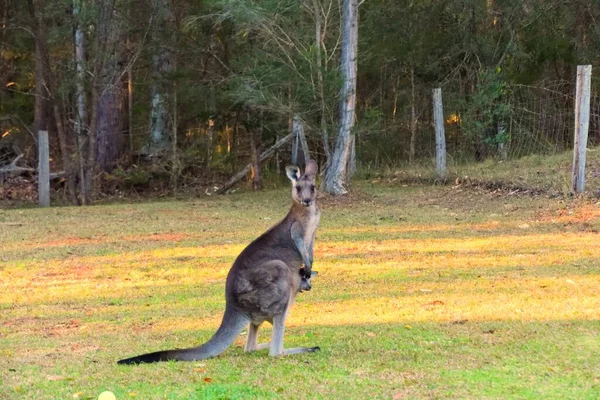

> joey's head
[286,160,318,207]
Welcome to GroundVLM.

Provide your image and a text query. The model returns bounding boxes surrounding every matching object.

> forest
[1,0,599,203]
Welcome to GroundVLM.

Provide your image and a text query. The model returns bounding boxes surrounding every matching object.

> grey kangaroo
[118,160,320,364]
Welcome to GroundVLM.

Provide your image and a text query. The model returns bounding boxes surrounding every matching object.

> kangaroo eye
[310,185,315,191]
[296,187,302,192]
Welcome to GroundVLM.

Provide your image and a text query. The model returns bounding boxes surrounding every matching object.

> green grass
[1,183,600,399]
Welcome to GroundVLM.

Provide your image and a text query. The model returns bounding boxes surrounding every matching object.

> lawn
[374,146,600,197]
[1,183,599,399]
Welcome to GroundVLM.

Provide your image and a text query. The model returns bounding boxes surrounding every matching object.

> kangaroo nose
[302,199,312,206]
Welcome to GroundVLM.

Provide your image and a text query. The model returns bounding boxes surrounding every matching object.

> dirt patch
[318,189,376,208]
[38,233,192,249]
[122,233,190,242]
[536,203,600,226]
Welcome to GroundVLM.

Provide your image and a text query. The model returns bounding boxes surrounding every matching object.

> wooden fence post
[497,121,508,161]
[432,88,447,179]
[38,130,50,207]
[572,65,592,193]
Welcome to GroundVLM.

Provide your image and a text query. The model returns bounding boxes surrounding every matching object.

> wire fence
[353,78,600,168]
[4,78,600,182]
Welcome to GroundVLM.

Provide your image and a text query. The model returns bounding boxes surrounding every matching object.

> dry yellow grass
[1,184,599,399]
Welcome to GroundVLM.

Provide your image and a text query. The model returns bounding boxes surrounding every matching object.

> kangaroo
[118,160,321,364]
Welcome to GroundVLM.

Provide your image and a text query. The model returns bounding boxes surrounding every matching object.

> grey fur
[118,160,320,364]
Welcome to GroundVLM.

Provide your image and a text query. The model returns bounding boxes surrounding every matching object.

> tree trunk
[83,0,116,201]
[348,133,356,180]
[73,0,87,199]
[171,82,178,194]
[95,2,123,172]
[250,135,262,191]
[323,0,358,195]
[409,67,417,164]
[312,0,330,161]
[292,115,310,167]
[207,89,215,169]
[250,110,263,190]
[33,36,47,134]
[28,0,79,204]
[127,38,134,155]
[85,83,98,202]
[149,0,176,152]
[0,1,8,113]
[291,116,298,165]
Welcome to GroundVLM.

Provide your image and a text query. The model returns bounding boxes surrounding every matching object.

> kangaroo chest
[303,207,320,243]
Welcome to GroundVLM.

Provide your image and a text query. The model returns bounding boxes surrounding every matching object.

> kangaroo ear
[304,160,318,177]
[285,165,300,181]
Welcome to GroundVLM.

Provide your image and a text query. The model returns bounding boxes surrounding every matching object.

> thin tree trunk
[33,36,47,134]
[250,111,262,191]
[171,82,178,194]
[312,0,330,161]
[149,0,175,152]
[84,0,114,202]
[232,112,239,164]
[73,0,87,201]
[207,89,215,169]
[0,1,9,117]
[28,0,79,204]
[291,115,299,165]
[251,136,261,190]
[293,115,310,166]
[127,38,134,155]
[275,134,280,175]
[409,67,417,164]
[226,124,231,154]
[348,133,356,179]
[392,75,399,122]
[323,0,358,195]
[85,83,99,202]
[96,3,123,172]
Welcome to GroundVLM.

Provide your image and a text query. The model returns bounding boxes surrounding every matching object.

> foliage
[458,68,511,147]
[1,0,600,200]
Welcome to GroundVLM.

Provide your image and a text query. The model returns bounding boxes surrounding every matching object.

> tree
[73,0,87,194]
[84,0,121,200]
[148,0,176,152]
[95,2,123,172]
[3,0,600,203]
[28,0,79,204]
[323,0,357,195]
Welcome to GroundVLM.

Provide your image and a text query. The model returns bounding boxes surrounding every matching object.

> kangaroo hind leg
[269,302,320,357]
[244,322,270,352]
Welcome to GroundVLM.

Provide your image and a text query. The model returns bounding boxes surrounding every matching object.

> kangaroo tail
[117,306,249,365]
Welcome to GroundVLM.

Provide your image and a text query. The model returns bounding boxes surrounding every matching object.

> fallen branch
[0,154,34,177]
[216,133,293,194]
[0,154,65,180]
[49,171,66,180]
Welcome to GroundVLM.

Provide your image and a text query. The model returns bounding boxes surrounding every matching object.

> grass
[1,182,600,399]
[370,146,600,197]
